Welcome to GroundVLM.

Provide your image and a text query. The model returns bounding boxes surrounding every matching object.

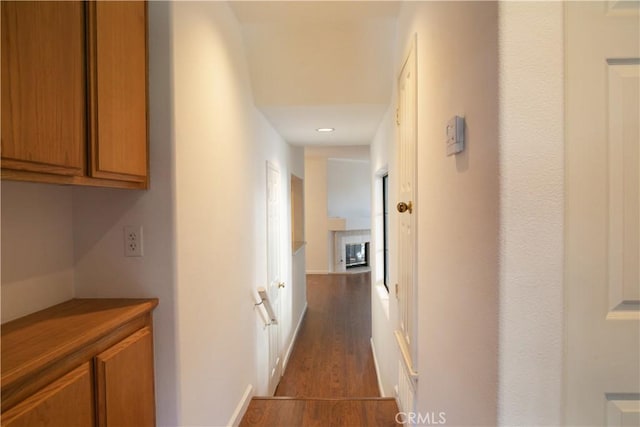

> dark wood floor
[275,272,380,398]
[240,397,402,427]
[241,273,401,426]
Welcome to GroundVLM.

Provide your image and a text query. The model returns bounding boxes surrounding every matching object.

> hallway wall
[171,2,298,424]
[404,3,500,424]
[498,2,564,425]
[371,2,500,425]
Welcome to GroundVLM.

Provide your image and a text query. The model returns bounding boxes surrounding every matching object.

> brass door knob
[397,201,413,214]
[278,282,286,289]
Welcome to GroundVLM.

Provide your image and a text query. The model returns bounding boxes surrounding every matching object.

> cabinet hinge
[395,283,399,298]
[396,109,400,126]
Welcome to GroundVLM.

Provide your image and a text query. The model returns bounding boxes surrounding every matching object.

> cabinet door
[87,1,148,184]
[1,363,94,427]
[95,327,155,427]
[1,1,86,176]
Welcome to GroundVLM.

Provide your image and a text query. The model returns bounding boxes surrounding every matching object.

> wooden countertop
[1,298,158,392]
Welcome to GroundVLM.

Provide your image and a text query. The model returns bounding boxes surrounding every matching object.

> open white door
[266,161,283,395]
[566,2,640,425]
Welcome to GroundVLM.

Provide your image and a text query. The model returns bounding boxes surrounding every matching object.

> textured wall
[498,2,564,425]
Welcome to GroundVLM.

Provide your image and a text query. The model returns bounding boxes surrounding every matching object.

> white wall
[171,2,298,425]
[371,2,500,425]
[369,106,398,398]
[327,158,371,220]
[498,2,564,425]
[1,182,75,323]
[304,155,329,273]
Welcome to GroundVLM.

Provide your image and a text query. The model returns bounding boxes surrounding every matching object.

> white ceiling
[230,1,400,146]
[304,144,371,160]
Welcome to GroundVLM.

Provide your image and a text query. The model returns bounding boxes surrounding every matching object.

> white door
[565,2,640,425]
[395,38,418,404]
[266,161,283,394]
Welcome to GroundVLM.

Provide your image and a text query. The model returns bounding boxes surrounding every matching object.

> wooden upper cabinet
[0,0,149,189]
[88,1,148,183]
[1,1,86,176]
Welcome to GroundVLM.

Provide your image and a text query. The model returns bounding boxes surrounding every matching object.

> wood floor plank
[240,398,402,427]
[276,273,379,398]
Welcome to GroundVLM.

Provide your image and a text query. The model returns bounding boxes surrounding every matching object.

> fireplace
[333,229,371,273]
[345,242,369,268]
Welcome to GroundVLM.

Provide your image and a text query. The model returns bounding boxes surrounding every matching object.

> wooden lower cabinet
[2,363,94,427]
[96,328,155,427]
[1,299,158,427]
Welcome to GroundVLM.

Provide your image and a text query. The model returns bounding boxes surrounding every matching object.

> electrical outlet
[124,225,143,257]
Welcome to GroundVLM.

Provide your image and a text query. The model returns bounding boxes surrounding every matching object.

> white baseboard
[283,302,308,370]
[370,337,385,397]
[306,270,329,275]
[226,384,254,427]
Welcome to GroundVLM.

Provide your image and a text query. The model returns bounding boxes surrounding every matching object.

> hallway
[277,272,378,398]
[241,273,401,426]
[2,1,618,424]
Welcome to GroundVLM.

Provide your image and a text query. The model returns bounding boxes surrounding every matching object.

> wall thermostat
[446,116,465,156]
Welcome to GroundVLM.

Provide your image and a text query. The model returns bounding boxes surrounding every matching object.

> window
[383,173,389,292]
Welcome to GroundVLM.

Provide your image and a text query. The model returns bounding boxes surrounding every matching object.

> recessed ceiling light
[316,128,335,132]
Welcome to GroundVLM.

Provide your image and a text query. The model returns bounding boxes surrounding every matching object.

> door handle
[278,282,286,289]
[397,201,413,214]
